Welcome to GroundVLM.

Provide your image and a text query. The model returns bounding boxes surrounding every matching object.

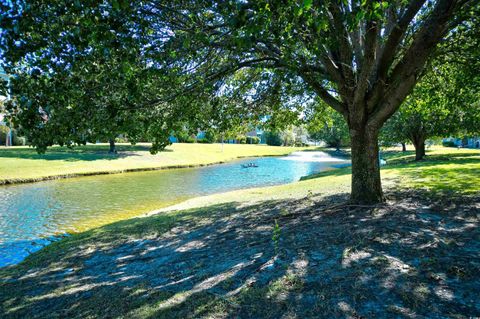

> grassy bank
[0,148,479,318]
[0,143,308,184]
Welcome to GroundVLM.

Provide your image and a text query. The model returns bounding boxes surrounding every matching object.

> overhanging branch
[300,71,347,117]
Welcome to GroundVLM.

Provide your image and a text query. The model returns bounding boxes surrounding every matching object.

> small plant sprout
[307,189,313,198]
[272,219,281,256]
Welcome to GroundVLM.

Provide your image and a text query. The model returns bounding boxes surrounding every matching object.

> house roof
[0,65,8,79]
[0,66,8,80]
[0,66,9,101]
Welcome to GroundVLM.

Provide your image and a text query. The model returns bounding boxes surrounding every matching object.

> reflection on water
[0,152,348,266]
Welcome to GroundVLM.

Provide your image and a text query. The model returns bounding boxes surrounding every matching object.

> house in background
[467,137,480,148]
[443,136,480,148]
[0,66,13,146]
[246,128,266,144]
[170,127,267,144]
[168,129,208,143]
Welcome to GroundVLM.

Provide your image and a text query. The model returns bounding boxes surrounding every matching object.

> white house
[246,128,266,143]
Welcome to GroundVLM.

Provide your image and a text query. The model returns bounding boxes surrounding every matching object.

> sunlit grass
[300,146,480,195]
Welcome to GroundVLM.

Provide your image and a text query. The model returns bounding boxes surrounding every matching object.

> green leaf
[111,0,119,10]
[303,0,313,10]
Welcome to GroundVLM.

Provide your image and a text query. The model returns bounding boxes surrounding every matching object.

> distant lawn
[382,147,480,194]
[0,147,478,318]
[0,143,308,184]
[301,146,480,195]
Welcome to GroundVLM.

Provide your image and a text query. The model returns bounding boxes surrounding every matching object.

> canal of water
[0,151,348,267]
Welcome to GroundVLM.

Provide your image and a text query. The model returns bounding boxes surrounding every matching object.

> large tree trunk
[349,127,383,204]
[108,138,117,154]
[401,142,406,152]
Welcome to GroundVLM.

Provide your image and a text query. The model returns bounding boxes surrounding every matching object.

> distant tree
[381,40,480,160]
[204,129,218,143]
[293,125,309,146]
[264,131,283,146]
[246,136,260,144]
[3,50,174,153]
[307,106,349,150]
[264,125,306,146]
[279,127,295,146]
[379,114,409,152]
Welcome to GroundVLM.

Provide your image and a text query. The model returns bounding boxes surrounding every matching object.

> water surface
[0,151,348,267]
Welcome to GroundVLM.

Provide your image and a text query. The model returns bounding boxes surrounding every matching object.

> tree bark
[221,133,224,152]
[413,139,425,161]
[349,127,383,204]
[401,143,406,152]
[410,134,426,161]
[109,138,117,154]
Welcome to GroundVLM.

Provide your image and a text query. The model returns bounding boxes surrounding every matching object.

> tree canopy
[382,61,480,160]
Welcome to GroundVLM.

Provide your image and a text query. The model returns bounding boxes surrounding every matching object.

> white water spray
[280,151,347,163]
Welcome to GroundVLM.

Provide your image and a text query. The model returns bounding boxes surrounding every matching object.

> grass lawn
[0,143,308,184]
[382,147,480,194]
[0,147,479,318]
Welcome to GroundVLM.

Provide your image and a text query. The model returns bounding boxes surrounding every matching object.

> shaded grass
[1,192,478,318]
[0,143,308,184]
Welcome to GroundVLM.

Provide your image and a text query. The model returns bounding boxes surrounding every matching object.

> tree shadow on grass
[388,165,480,194]
[384,149,480,164]
[0,191,478,318]
[304,149,480,194]
[0,145,171,162]
[383,152,480,194]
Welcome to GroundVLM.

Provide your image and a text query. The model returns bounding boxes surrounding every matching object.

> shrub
[246,136,260,144]
[236,135,246,144]
[0,126,26,145]
[196,138,210,143]
[264,131,283,146]
[184,136,196,143]
[175,130,197,143]
[115,136,129,143]
[204,130,218,143]
[442,141,456,147]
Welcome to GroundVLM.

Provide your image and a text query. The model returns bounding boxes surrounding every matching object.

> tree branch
[368,0,464,128]
[353,19,378,108]
[376,0,427,78]
[299,71,347,117]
